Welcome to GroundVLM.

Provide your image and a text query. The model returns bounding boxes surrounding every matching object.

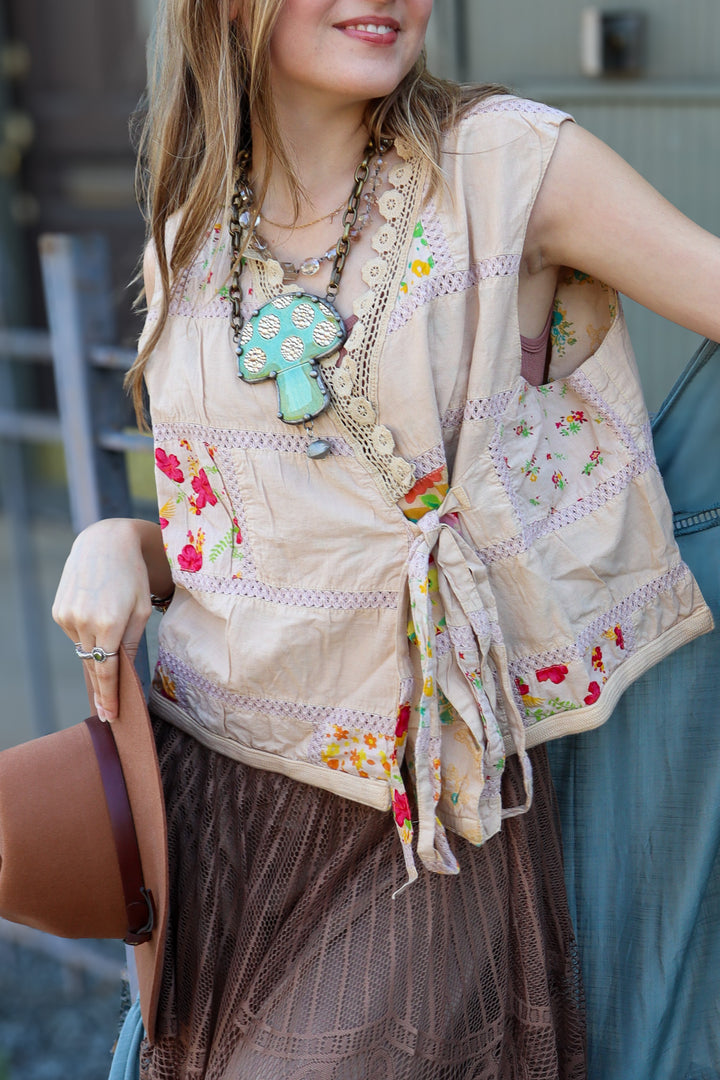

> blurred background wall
[0,0,151,337]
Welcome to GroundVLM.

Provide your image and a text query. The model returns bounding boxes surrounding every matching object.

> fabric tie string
[404,490,533,880]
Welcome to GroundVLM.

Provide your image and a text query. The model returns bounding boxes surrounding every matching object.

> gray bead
[306,438,332,459]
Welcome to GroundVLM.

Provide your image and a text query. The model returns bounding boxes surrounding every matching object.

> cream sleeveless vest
[143,97,712,884]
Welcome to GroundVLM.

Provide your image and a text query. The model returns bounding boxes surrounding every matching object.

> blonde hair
[126,0,504,418]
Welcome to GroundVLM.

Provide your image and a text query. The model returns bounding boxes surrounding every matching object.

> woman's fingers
[74,605,151,721]
[52,519,155,721]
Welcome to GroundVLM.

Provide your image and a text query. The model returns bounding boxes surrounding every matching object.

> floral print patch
[153,437,243,578]
[398,220,435,297]
[514,623,628,723]
[497,379,630,524]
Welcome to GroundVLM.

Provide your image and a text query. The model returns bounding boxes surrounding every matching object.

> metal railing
[0,234,150,739]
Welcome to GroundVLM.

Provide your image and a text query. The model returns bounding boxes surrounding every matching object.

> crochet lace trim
[319,143,430,504]
[153,420,354,458]
[157,646,392,733]
[388,255,521,335]
[506,562,690,679]
[410,442,447,480]
[173,569,399,610]
[464,96,571,124]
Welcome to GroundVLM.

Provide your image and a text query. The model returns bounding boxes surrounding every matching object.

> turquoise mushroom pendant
[236,293,346,429]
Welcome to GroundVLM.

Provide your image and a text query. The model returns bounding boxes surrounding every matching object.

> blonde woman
[54,2,718,1077]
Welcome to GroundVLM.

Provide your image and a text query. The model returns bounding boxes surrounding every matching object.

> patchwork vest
[143,96,712,884]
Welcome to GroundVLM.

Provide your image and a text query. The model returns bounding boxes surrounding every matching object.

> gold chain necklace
[251,153,385,284]
[260,198,347,231]
[229,141,387,459]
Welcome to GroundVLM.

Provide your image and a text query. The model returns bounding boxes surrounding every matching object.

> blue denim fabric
[108,998,143,1080]
[550,340,720,1080]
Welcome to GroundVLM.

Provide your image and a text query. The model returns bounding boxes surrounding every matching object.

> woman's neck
[251,103,371,225]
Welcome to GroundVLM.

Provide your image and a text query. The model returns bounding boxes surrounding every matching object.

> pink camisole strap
[520,305,553,386]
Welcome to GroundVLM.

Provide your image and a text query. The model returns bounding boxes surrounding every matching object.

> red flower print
[191,468,218,510]
[155,448,184,483]
[536,664,569,685]
[159,517,169,530]
[233,517,242,544]
[591,646,604,670]
[178,544,202,572]
[584,681,601,705]
[515,677,530,697]
[614,625,625,650]
[395,703,411,740]
[392,790,412,827]
[589,447,601,462]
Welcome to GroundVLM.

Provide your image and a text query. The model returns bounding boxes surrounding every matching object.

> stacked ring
[74,643,119,663]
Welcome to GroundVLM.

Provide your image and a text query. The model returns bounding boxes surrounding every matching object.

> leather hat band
[85,715,155,945]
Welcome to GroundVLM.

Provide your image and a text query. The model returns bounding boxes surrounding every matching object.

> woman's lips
[335,21,399,45]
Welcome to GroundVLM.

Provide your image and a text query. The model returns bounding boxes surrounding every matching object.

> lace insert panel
[320,143,430,505]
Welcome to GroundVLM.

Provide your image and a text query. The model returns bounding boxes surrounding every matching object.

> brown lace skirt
[141,716,586,1080]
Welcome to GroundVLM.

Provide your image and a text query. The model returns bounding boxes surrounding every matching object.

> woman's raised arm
[526,121,720,342]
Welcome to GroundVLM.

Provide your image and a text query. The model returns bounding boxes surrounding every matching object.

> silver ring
[74,643,118,663]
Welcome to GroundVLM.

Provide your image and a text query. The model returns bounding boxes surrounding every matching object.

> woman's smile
[333,16,401,45]
[268,2,432,106]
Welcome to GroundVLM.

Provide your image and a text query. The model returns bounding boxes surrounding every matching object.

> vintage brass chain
[228,142,386,350]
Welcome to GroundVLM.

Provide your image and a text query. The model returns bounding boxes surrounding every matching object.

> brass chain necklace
[229,142,384,459]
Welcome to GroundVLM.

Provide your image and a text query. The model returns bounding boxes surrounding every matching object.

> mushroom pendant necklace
[229,145,378,460]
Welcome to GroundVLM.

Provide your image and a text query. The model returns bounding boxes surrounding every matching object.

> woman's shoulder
[442,92,572,155]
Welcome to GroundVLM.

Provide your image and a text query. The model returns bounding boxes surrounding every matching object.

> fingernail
[94,697,110,723]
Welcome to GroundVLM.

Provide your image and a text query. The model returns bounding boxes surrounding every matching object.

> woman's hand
[52,518,171,722]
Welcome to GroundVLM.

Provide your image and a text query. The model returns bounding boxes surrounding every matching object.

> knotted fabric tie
[404,490,533,881]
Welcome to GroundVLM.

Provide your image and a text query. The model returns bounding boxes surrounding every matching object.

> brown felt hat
[0,648,167,1043]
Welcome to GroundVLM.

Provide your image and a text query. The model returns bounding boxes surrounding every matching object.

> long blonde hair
[126,0,503,418]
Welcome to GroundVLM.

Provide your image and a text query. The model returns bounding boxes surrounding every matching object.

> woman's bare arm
[526,122,720,342]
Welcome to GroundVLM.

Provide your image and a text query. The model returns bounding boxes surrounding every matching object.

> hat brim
[97,648,168,1044]
[0,648,167,1044]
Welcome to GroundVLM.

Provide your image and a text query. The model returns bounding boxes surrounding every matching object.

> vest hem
[520,604,714,749]
[149,688,393,812]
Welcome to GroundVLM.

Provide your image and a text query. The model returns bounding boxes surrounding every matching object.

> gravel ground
[0,931,126,1080]
[0,933,126,1075]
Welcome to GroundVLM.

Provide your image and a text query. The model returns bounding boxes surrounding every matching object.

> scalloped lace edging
[320,145,428,504]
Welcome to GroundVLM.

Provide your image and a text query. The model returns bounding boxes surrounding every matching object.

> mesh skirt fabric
[141,716,586,1080]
